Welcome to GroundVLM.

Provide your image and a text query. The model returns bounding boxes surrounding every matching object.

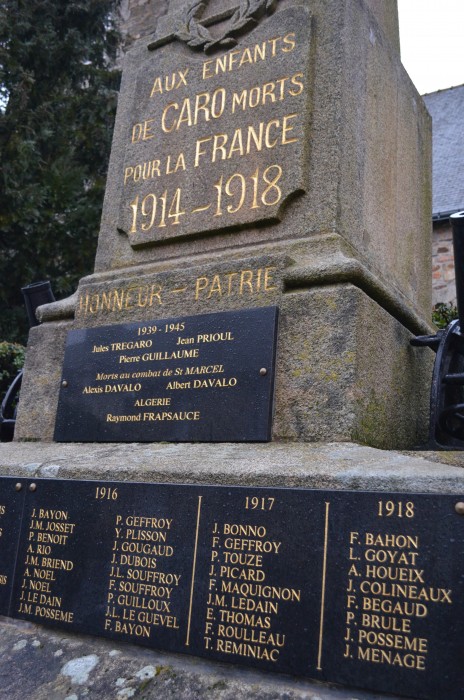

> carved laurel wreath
[175,0,277,53]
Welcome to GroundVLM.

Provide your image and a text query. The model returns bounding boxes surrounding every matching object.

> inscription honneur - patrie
[118,2,310,246]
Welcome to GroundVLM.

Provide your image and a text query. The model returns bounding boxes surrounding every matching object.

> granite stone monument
[15,0,433,449]
[1,3,463,700]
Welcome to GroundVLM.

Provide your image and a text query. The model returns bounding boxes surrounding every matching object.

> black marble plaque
[54,307,278,442]
[0,478,26,615]
[2,476,463,700]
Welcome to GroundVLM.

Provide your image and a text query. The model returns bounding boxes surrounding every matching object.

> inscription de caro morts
[117,4,310,245]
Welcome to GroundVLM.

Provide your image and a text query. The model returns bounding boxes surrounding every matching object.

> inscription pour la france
[123,32,303,236]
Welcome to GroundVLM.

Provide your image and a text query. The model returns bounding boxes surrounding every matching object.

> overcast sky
[398,0,464,95]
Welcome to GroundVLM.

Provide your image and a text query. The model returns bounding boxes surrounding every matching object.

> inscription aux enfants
[117,6,311,245]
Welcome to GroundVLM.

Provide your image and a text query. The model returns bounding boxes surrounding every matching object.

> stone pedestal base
[1,441,462,490]
[14,240,435,449]
[0,615,403,700]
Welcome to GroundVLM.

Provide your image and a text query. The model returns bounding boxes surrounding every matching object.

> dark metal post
[450,211,464,333]
[1,280,56,441]
[21,280,55,327]
[410,211,464,448]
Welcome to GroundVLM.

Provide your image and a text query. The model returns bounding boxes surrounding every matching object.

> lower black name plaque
[0,478,26,615]
[0,477,463,700]
[54,306,278,442]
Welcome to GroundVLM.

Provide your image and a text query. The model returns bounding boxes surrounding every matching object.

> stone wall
[432,221,456,305]
[119,0,401,50]
[119,0,168,45]
[365,0,400,52]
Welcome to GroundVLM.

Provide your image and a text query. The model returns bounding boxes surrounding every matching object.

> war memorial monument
[0,1,463,698]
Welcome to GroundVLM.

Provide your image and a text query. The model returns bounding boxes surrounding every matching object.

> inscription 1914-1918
[117,4,311,246]
[54,306,278,443]
[0,477,462,700]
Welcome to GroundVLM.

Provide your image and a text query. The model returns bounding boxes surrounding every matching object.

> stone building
[423,84,464,305]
